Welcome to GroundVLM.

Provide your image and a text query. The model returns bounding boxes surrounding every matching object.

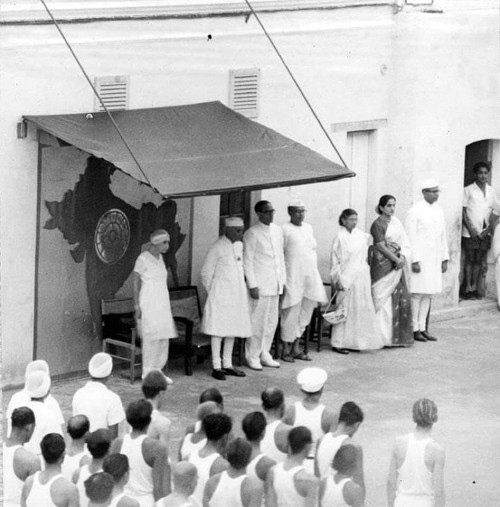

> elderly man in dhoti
[280,200,327,362]
[201,216,251,381]
[405,179,449,343]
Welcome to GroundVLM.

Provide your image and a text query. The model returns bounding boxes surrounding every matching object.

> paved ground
[3,304,500,506]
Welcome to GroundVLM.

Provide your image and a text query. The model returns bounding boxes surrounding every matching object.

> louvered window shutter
[229,69,260,118]
[94,76,129,112]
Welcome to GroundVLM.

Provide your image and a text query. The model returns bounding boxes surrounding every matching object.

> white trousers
[142,339,169,379]
[211,336,235,370]
[246,295,279,363]
[280,298,317,343]
[410,294,432,332]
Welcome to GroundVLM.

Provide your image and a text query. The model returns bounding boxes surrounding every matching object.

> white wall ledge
[0,0,393,23]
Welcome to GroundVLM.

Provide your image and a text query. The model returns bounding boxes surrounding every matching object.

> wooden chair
[169,285,211,375]
[309,283,333,352]
[101,298,141,384]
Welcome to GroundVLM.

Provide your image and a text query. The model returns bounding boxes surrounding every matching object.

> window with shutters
[229,69,260,118]
[94,76,129,112]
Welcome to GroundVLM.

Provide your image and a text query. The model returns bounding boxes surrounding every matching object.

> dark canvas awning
[25,101,353,197]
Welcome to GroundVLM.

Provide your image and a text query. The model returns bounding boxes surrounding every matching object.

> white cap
[150,229,170,245]
[288,199,306,208]
[421,178,440,190]
[88,352,113,378]
[225,217,244,227]
[26,371,51,398]
[297,367,327,393]
[25,360,50,380]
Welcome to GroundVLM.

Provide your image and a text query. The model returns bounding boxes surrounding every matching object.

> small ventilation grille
[229,69,260,118]
[94,76,129,112]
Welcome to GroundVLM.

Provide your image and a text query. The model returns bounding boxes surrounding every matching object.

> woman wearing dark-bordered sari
[370,195,414,347]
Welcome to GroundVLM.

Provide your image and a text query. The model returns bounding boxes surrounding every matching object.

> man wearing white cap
[281,200,327,362]
[283,367,336,474]
[133,229,178,382]
[6,360,64,437]
[201,216,251,381]
[243,200,286,370]
[72,352,125,438]
[24,371,65,455]
[405,180,449,342]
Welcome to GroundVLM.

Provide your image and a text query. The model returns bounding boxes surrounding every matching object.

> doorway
[219,190,251,234]
[460,139,500,300]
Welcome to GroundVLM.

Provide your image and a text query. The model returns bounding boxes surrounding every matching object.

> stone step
[431,298,498,323]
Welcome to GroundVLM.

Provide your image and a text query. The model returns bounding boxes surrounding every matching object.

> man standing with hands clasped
[280,199,327,362]
[243,201,286,370]
[201,216,251,381]
[405,179,449,343]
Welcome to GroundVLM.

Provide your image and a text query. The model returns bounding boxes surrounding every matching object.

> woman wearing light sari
[330,209,384,354]
[370,195,414,347]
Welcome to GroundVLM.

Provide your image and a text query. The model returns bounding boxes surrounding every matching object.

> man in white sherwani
[243,200,286,370]
[201,217,251,381]
[405,179,449,342]
[280,200,327,361]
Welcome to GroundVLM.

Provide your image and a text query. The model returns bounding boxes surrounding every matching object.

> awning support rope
[243,0,350,169]
[38,0,153,188]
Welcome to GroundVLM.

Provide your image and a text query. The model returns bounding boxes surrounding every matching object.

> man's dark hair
[126,399,153,431]
[472,161,490,174]
[338,402,364,426]
[84,472,114,503]
[288,426,312,455]
[255,200,271,213]
[242,412,266,442]
[11,407,35,429]
[202,413,232,442]
[199,388,223,409]
[332,444,358,475]
[261,387,284,411]
[103,454,129,483]
[141,370,167,400]
[86,429,112,459]
[67,415,90,440]
[40,433,65,464]
[226,438,252,470]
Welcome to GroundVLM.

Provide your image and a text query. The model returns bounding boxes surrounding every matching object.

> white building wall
[1,2,499,384]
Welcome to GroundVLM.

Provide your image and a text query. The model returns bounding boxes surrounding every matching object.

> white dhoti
[141,339,170,379]
[246,295,279,363]
[280,298,317,343]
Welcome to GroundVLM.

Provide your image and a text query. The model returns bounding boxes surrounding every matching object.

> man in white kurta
[243,200,286,370]
[280,200,327,361]
[405,179,449,342]
[201,217,251,381]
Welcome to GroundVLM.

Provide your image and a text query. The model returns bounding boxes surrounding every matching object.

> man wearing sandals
[280,200,327,362]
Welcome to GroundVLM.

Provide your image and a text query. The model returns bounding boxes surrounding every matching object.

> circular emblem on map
[94,209,130,264]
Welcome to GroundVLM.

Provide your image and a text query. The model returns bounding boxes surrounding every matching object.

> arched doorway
[460,139,500,301]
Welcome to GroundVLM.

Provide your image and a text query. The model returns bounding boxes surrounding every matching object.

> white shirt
[243,222,286,296]
[72,381,125,431]
[6,390,64,437]
[282,222,327,309]
[462,182,497,237]
[25,400,64,455]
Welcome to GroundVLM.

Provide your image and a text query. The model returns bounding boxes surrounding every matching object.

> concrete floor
[3,304,500,506]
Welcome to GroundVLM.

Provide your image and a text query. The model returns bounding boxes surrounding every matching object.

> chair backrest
[169,286,202,336]
[101,298,135,338]
[101,298,135,315]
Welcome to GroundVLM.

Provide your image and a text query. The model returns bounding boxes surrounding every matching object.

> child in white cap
[6,360,64,437]
[72,352,125,438]
[283,367,336,474]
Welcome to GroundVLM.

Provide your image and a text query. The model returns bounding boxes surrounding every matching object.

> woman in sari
[370,195,413,346]
[330,209,384,354]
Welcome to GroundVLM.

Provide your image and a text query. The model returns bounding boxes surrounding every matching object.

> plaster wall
[2,3,499,383]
